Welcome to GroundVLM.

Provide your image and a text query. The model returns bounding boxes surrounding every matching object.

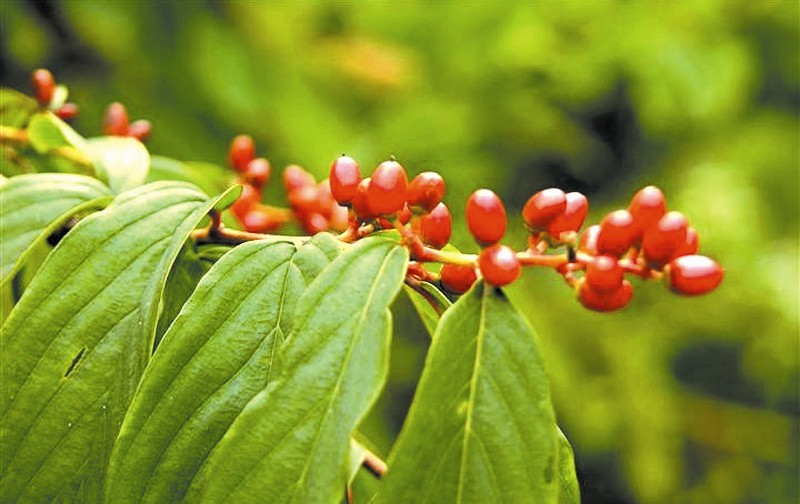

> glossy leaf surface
[84,137,150,194]
[0,173,111,285]
[0,182,226,502]
[192,237,408,503]
[105,234,341,503]
[383,282,559,503]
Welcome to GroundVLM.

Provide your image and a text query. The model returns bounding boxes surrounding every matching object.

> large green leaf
[556,426,580,504]
[0,88,39,128]
[403,281,452,337]
[190,237,408,503]
[105,233,341,503]
[382,282,560,503]
[84,137,150,194]
[0,181,232,502]
[26,112,86,153]
[0,173,111,286]
[148,155,233,198]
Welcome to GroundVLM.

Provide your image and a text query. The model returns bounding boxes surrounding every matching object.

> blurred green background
[2,1,798,502]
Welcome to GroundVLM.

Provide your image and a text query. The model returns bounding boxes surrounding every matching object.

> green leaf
[191,237,408,503]
[0,181,232,502]
[0,88,39,128]
[84,137,150,194]
[105,233,341,503]
[556,427,580,504]
[148,155,233,198]
[26,112,86,153]
[0,173,111,286]
[383,282,559,503]
[403,281,452,337]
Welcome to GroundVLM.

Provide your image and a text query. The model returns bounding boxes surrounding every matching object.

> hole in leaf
[64,347,86,377]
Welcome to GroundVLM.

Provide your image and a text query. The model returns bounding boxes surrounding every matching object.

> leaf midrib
[288,245,401,502]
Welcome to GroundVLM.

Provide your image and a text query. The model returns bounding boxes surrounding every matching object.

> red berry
[283,164,316,192]
[245,158,270,188]
[440,264,477,294]
[103,102,130,136]
[231,184,260,220]
[642,211,689,266]
[578,279,633,312]
[367,160,408,215]
[301,212,329,234]
[668,255,723,296]
[329,203,349,232]
[128,120,151,142]
[315,180,335,218]
[407,171,445,212]
[674,227,699,258]
[32,69,55,105]
[628,185,667,238]
[55,103,79,121]
[466,189,507,245]
[585,255,624,293]
[548,192,589,238]
[579,224,600,255]
[243,209,280,233]
[228,135,256,173]
[478,244,520,286]
[419,202,452,249]
[352,177,377,221]
[329,155,362,205]
[397,204,411,225]
[288,185,319,216]
[523,188,567,230]
[596,210,636,257]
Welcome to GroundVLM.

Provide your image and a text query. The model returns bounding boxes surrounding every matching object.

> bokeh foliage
[2,1,797,502]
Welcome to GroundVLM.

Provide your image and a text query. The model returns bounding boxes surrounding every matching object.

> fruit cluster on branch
[218,141,724,311]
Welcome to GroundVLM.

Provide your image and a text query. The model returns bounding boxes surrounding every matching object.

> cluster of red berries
[102,102,151,142]
[521,185,723,311]
[224,141,722,312]
[30,69,79,121]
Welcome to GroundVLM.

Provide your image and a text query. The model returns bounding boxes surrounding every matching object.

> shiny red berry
[352,177,377,221]
[314,180,335,218]
[231,184,260,220]
[479,244,520,286]
[32,69,55,105]
[407,171,445,212]
[329,203,349,231]
[367,160,408,215]
[642,211,689,266]
[440,264,477,294]
[419,202,451,249]
[329,155,361,205]
[245,158,271,188]
[288,185,319,217]
[301,212,329,234]
[668,255,723,296]
[548,192,589,238]
[128,120,151,142]
[596,210,636,257]
[55,103,79,121]
[466,189,507,245]
[673,227,699,258]
[243,209,280,233]
[579,224,600,255]
[283,164,316,192]
[523,188,567,230]
[578,279,633,312]
[629,185,667,237]
[585,255,624,293]
[103,102,129,137]
[228,135,256,173]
